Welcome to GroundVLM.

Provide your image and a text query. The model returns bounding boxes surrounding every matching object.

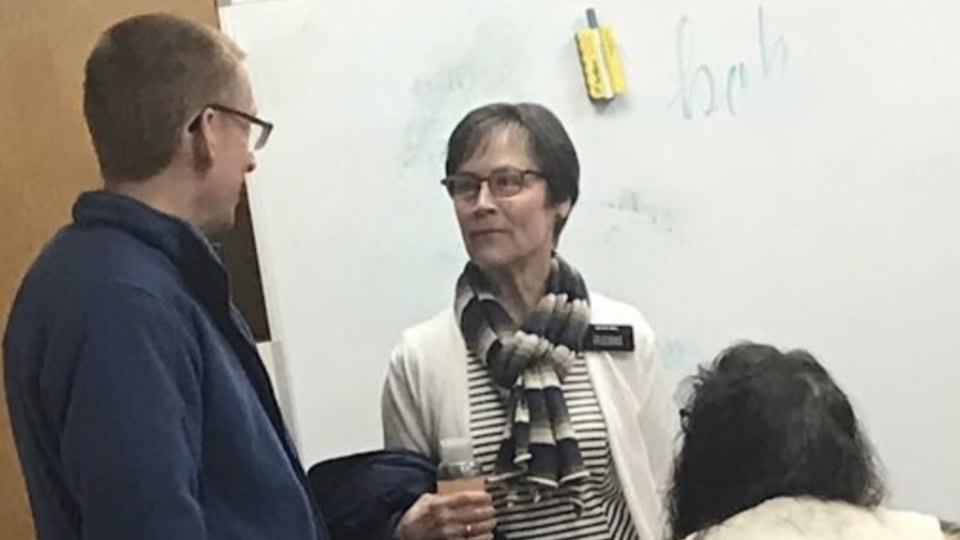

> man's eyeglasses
[189,103,274,152]
[441,167,545,201]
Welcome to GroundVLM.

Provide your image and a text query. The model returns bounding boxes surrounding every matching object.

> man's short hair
[83,13,245,183]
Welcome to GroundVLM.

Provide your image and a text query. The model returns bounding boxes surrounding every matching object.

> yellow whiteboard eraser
[599,24,626,94]
[576,28,613,101]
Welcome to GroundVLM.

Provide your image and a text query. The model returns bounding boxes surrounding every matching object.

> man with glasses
[3,14,328,540]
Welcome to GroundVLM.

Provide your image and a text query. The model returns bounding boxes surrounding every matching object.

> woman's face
[449,127,571,272]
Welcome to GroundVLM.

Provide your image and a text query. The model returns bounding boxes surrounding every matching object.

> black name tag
[583,325,635,352]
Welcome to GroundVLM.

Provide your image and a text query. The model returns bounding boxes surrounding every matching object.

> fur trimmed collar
[688,497,943,540]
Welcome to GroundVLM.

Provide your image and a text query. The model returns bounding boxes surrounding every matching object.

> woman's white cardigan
[381,292,680,540]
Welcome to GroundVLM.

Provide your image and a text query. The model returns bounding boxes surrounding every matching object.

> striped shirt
[467,353,640,540]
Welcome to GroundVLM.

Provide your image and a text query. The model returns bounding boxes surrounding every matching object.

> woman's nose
[474,182,496,210]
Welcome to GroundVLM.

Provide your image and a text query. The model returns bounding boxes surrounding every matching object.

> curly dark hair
[666,342,887,539]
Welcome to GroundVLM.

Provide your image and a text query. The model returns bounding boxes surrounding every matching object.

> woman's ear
[551,199,574,246]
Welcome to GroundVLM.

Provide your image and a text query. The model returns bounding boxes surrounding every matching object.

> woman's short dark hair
[445,103,580,240]
[667,342,886,539]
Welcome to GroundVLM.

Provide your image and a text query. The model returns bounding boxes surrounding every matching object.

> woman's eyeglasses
[441,167,545,201]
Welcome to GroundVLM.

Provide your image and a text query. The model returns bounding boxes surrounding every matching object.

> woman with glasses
[667,342,958,540]
[381,103,679,540]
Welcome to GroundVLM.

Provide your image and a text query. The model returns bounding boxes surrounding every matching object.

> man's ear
[190,109,216,173]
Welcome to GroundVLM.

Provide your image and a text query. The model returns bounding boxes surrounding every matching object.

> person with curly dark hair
[666,342,955,540]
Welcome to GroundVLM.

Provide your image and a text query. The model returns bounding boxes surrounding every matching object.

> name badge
[583,324,635,352]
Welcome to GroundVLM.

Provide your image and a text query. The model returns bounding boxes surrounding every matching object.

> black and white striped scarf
[455,256,592,503]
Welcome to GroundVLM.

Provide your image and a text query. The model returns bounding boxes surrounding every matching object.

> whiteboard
[221,0,960,519]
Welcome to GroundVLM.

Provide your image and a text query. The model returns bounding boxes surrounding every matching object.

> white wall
[222,0,960,519]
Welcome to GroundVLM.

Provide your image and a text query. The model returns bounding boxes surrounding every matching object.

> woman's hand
[395,491,497,540]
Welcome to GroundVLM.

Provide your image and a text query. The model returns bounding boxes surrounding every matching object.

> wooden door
[0,1,269,538]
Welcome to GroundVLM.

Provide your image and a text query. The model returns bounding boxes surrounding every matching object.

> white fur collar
[688,497,943,540]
